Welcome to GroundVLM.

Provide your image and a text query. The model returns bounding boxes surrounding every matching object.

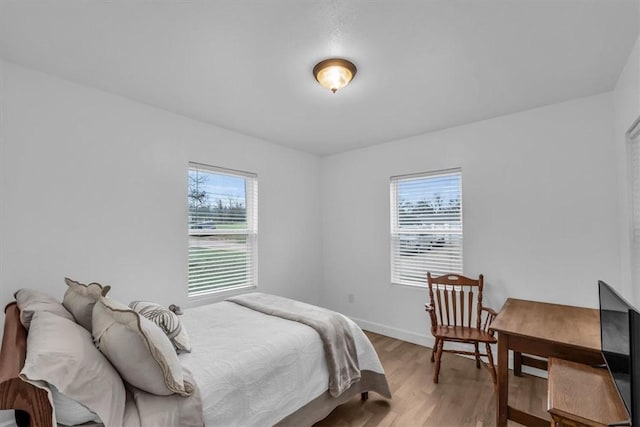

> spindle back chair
[425,272,497,384]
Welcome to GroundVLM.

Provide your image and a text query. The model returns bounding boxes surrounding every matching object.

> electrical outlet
[348,294,354,304]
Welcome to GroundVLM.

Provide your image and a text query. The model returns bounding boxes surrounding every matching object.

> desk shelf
[548,357,628,427]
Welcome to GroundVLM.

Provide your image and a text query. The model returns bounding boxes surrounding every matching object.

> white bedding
[179,301,385,427]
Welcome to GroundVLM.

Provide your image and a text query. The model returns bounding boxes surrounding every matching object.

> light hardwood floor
[315,332,548,427]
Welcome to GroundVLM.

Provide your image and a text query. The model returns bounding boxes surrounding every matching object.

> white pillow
[14,288,75,330]
[92,297,194,396]
[49,384,100,426]
[62,277,111,332]
[129,301,191,353]
[20,311,126,427]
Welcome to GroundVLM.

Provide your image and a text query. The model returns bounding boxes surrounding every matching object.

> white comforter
[179,301,385,427]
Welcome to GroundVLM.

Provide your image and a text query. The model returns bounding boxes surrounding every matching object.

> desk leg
[497,334,509,427]
[514,351,522,376]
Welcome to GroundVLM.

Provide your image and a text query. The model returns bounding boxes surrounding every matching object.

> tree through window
[188,162,258,296]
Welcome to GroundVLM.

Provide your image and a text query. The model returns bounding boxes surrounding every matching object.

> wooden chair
[425,272,497,384]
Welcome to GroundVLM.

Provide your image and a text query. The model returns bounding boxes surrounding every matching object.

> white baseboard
[350,316,480,357]
[350,317,435,348]
[350,316,548,377]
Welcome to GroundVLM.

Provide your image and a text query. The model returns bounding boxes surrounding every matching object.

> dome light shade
[313,58,357,93]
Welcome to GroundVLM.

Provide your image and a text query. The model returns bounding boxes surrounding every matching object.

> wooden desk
[490,299,602,427]
[548,357,628,426]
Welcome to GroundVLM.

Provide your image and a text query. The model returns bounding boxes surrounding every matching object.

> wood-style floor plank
[314,332,547,427]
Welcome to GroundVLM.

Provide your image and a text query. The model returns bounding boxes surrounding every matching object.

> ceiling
[0,1,638,156]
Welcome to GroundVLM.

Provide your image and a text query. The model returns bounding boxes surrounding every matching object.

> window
[188,162,258,297]
[390,169,462,287]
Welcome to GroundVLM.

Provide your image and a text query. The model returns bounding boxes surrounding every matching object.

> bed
[0,291,391,426]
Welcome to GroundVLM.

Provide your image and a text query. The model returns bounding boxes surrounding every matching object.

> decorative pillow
[20,311,126,427]
[14,288,75,330]
[129,301,191,353]
[62,277,110,332]
[92,297,194,396]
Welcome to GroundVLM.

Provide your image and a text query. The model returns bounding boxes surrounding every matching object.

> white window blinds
[390,169,463,287]
[188,162,258,297]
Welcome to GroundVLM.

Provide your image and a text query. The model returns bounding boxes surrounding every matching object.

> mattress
[179,300,386,426]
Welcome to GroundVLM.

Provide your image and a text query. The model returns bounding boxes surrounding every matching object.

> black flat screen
[599,280,633,423]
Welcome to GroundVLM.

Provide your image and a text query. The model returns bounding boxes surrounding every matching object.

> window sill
[391,282,427,289]
[186,284,257,308]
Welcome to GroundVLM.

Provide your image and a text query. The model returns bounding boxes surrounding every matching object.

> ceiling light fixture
[313,58,357,93]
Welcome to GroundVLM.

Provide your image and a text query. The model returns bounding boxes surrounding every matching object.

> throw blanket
[227,292,360,398]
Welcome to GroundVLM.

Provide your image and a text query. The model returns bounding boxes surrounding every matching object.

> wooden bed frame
[0,302,52,427]
[0,301,370,427]
[0,302,53,427]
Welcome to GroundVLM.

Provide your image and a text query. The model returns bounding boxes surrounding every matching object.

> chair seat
[433,325,497,343]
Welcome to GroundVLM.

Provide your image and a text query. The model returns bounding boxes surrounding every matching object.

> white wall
[0,51,632,351]
[0,60,323,308]
[614,34,640,306]
[320,93,620,346]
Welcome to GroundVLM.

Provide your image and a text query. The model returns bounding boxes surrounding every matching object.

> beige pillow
[14,288,75,330]
[92,297,194,396]
[62,277,110,332]
[20,310,126,427]
[129,301,191,353]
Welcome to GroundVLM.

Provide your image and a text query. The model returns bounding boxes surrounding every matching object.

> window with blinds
[188,162,258,297]
[390,169,463,287]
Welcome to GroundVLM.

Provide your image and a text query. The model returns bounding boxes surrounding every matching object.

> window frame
[187,162,258,299]
[390,168,463,287]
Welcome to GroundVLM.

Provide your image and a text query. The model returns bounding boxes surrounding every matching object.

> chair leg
[433,339,444,383]
[474,342,481,369]
[431,338,439,363]
[486,342,497,384]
